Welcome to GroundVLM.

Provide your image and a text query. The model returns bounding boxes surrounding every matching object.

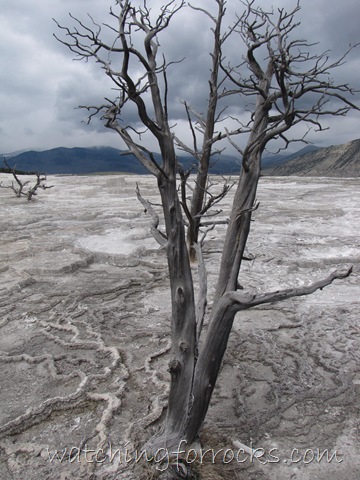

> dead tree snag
[54,0,359,461]
[0,159,53,201]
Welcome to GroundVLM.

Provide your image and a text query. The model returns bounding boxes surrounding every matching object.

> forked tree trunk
[148,143,264,452]
[148,85,271,451]
[153,107,353,453]
[150,142,197,446]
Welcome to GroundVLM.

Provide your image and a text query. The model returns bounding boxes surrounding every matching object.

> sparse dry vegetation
[0,159,53,201]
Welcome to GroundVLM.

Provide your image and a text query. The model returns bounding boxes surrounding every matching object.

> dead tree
[54,0,358,458]
[0,159,53,201]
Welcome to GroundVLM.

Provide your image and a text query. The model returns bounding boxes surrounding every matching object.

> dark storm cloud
[1,0,360,154]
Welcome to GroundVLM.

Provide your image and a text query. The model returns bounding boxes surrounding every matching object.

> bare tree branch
[0,160,53,200]
[221,1,360,159]
[226,265,353,312]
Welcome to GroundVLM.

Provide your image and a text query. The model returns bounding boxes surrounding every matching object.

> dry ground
[0,173,359,479]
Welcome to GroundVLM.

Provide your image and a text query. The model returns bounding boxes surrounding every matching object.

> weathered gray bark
[214,98,270,301]
[155,144,197,441]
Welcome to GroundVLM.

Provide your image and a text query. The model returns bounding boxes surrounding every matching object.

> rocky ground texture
[0,173,359,479]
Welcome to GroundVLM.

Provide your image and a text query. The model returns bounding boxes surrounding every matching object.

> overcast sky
[1,0,360,156]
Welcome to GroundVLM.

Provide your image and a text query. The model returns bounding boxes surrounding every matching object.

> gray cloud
[1,0,360,155]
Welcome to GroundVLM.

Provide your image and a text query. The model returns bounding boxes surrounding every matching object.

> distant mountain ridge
[1,146,241,175]
[2,147,149,175]
[261,145,322,169]
[265,139,360,177]
[2,139,359,176]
